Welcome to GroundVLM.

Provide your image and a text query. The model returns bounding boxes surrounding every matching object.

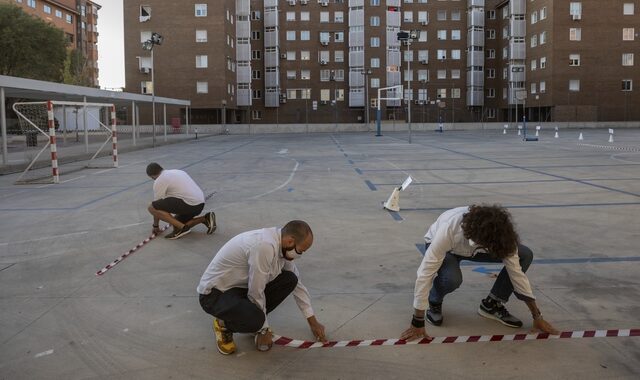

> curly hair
[461,204,519,259]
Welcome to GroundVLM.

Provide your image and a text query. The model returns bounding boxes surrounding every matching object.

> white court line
[34,349,53,358]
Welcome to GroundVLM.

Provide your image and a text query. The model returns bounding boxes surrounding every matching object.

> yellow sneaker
[213,319,236,355]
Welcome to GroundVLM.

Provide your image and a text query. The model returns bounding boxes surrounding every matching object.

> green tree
[0,3,67,82]
[63,49,93,86]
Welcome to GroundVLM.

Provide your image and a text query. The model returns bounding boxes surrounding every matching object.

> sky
[96,0,124,89]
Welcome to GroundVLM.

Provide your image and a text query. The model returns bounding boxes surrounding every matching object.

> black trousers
[199,270,298,333]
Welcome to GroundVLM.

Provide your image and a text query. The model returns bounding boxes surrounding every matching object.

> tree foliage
[0,3,68,82]
[63,49,93,86]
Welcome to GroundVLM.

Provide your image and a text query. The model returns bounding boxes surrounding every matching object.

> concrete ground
[1,128,639,379]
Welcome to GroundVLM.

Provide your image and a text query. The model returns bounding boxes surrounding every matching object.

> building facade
[5,0,101,87]
[124,0,639,125]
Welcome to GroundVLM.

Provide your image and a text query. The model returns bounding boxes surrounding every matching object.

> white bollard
[517,125,522,136]
[535,125,541,137]
[503,127,507,135]
[554,126,559,138]
[579,132,584,141]
[608,128,614,143]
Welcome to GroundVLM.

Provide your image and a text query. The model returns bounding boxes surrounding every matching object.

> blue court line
[364,180,377,191]
[414,244,640,264]
[343,153,348,158]
[387,137,640,198]
[373,178,640,186]
[181,139,257,170]
[361,163,640,172]
[388,210,403,221]
[348,160,355,165]
[401,202,640,212]
[354,168,363,175]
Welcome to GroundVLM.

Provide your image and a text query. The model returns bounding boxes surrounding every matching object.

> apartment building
[124,0,639,125]
[5,0,101,87]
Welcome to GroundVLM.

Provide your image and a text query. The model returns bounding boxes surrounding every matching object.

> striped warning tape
[577,143,640,152]
[274,329,639,349]
[96,225,169,276]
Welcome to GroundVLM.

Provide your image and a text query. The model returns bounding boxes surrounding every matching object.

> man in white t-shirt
[146,163,215,240]
[400,204,559,342]
[197,220,326,355]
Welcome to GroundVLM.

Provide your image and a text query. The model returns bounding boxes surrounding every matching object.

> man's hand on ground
[400,325,432,342]
[533,318,560,335]
[307,316,327,342]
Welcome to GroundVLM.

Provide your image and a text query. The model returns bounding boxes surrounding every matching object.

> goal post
[12,100,118,184]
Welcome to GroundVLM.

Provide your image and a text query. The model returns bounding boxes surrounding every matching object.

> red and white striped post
[111,105,118,167]
[47,101,59,183]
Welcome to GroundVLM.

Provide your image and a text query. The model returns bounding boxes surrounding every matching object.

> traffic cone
[579,133,583,141]
[554,131,559,138]
[383,187,401,212]
[608,134,614,143]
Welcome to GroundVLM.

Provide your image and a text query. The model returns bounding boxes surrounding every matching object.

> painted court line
[364,180,377,191]
[402,202,640,212]
[274,328,639,349]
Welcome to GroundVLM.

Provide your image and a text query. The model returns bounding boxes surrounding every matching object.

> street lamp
[361,68,372,129]
[142,32,163,147]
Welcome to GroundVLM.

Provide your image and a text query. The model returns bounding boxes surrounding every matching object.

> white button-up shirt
[413,206,535,310]
[197,227,314,328]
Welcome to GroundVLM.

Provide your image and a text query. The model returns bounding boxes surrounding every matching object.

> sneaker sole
[206,212,216,234]
[477,307,522,328]
[426,316,443,326]
[167,228,191,240]
[213,320,235,355]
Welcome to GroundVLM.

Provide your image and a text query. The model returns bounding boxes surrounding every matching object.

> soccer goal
[12,100,118,184]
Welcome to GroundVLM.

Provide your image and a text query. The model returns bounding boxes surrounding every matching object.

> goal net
[12,100,118,184]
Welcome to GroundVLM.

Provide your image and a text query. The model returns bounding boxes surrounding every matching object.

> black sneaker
[165,225,191,240]
[426,302,443,326]
[478,297,523,328]
[203,212,217,234]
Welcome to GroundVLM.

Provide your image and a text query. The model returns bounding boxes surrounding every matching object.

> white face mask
[469,239,476,246]
[285,249,303,261]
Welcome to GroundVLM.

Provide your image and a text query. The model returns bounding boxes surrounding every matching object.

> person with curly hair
[401,204,558,341]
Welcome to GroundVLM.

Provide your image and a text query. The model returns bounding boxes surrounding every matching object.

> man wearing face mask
[197,220,326,355]
[400,205,559,342]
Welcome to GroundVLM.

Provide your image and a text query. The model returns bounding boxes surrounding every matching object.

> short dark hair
[461,204,519,259]
[146,162,163,177]
[282,220,313,243]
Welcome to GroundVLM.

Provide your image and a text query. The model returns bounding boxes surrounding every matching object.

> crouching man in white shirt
[197,220,326,355]
[401,204,559,341]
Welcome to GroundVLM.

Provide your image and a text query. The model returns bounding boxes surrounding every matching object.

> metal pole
[186,106,190,135]
[62,105,67,144]
[132,101,136,146]
[376,89,382,136]
[151,48,156,147]
[0,87,7,165]
[407,40,412,144]
[364,71,369,129]
[83,96,88,153]
[163,103,167,142]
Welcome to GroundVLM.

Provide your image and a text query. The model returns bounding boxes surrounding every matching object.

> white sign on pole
[401,176,413,191]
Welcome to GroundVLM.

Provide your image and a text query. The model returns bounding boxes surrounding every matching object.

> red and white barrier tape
[274,329,639,349]
[96,225,169,276]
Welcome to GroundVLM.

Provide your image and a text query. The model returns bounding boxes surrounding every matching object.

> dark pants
[152,197,204,223]
[199,270,298,333]
[426,243,534,305]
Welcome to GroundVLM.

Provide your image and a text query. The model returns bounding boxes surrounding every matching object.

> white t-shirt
[197,227,314,328]
[153,169,205,205]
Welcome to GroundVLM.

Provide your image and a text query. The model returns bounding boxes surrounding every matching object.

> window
[531,59,537,71]
[404,50,413,62]
[286,70,296,80]
[252,50,261,60]
[487,108,496,119]
[540,81,546,93]
[55,9,62,18]
[44,5,51,14]
[251,10,261,20]
[487,29,496,39]
[531,35,538,47]
[301,70,310,80]
[253,70,262,80]
[487,68,496,78]
[196,81,208,93]
[195,4,207,17]
[371,37,380,47]
[452,88,460,99]
[301,31,310,40]
[437,10,447,21]
[418,70,428,82]
[335,32,344,42]
[437,30,447,40]
[487,88,495,98]
[196,30,207,42]
[540,7,547,20]
[251,110,262,120]
[540,32,547,45]
[570,2,582,17]
[370,16,380,26]
[66,14,72,23]
[531,83,537,94]
[569,54,580,66]
[335,11,344,23]
[27,0,35,8]
[371,57,380,68]
[437,70,447,79]
[623,3,635,15]
[371,78,380,88]
[252,89,261,99]
[451,30,461,40]
[301,12,310,21]
[371,0,380,5]
[622,79,633,91]
[301,51,310,60]
[540,57,547,69]
[251,31,261,40]
[437,49,446,60]
[286,12,296,21]
[404,11,413,23]
[570,28,581,41]
[418,11,428,24]
[320,12,329,23]
[487,10,496,20]
[487,49,495,59]
[287,90,297,100]
[437,88,447,99]
[287,51,296,60]
[451,10,461,21]
[622,53,634,66]
[287,31,296,41]
[451,50,461,60]
[451,69,460,79]
[623,28,635,40]
[569,79,580,91]
[195,55,208,68]
[531,11,538,24]
[334,51,343,62]
[141,81,153,94]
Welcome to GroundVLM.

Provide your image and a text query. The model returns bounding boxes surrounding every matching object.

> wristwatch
[258,327,273,335]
